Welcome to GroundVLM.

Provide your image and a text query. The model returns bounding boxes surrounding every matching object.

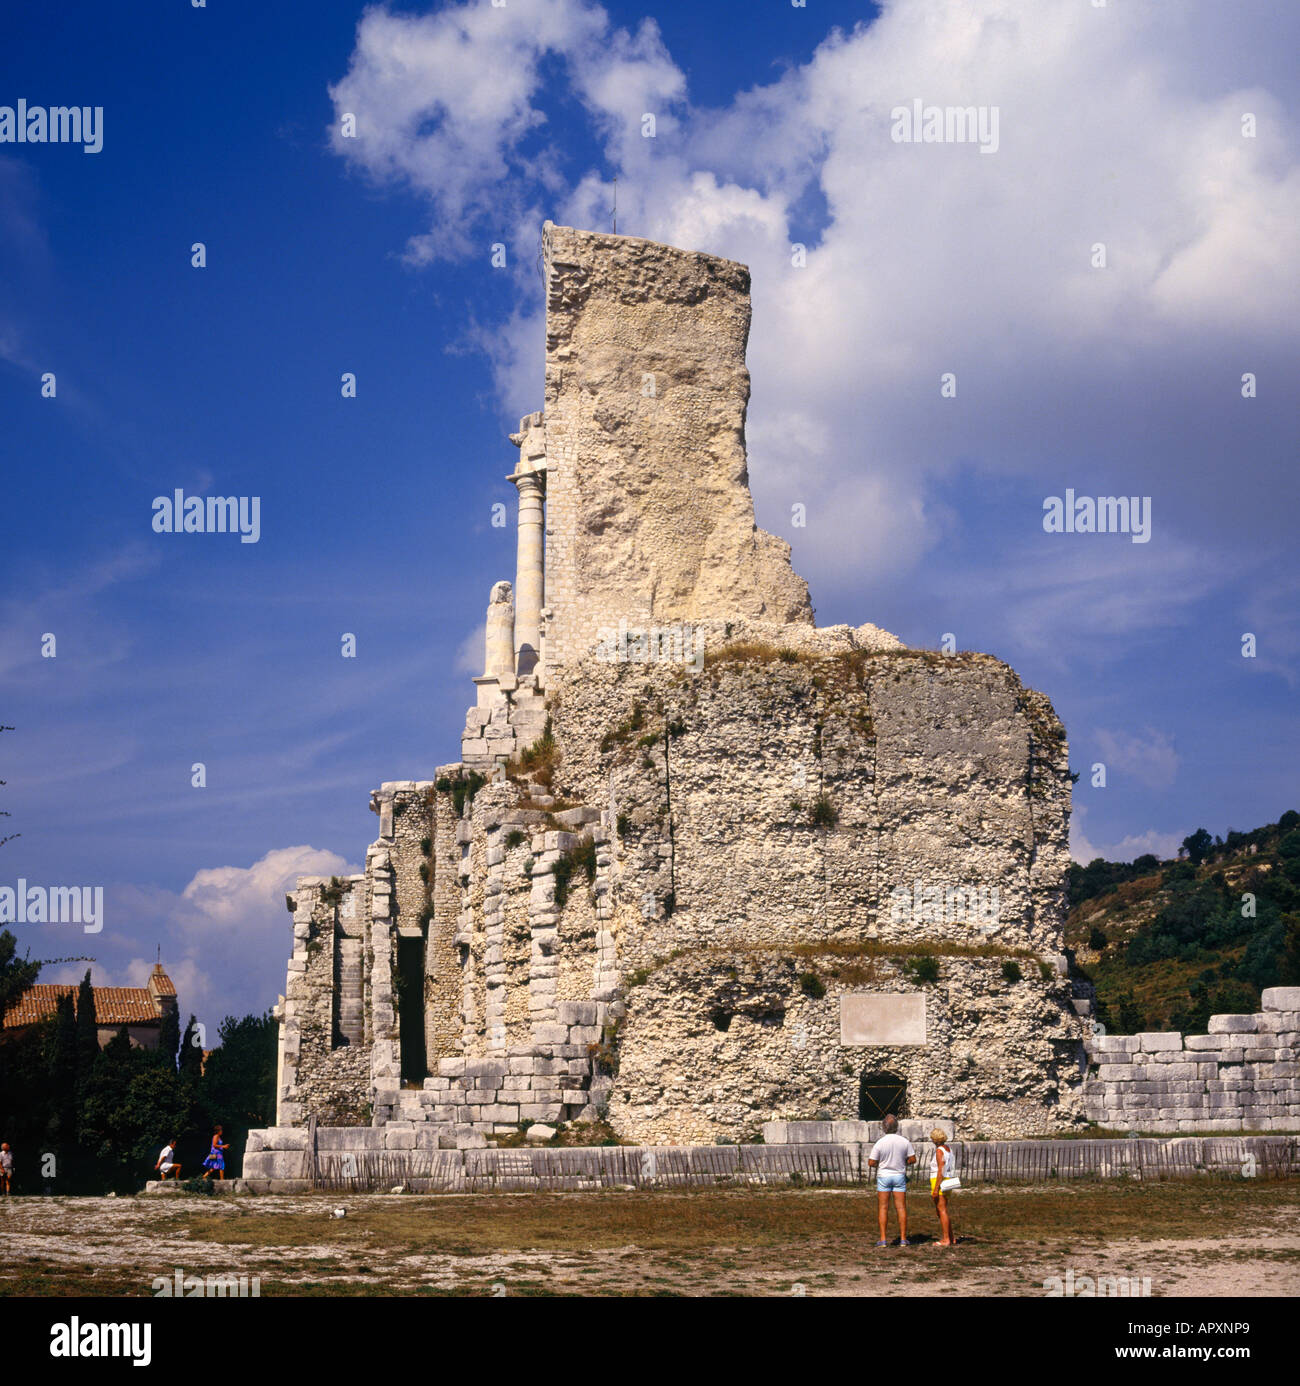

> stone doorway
[858,1070,907,1122]
[396,936,427,1084]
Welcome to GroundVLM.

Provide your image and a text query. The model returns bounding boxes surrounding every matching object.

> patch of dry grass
[4,1181,1298,1298]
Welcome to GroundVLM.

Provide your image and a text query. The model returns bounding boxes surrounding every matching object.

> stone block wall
[277,875,372,1126]
[272,629,1088,1145]
[461,673,548,771]
[1081,988,1300,1131]
[607,950,1085,1145]
[197,1129,1300,1194]
[391,1000,608,1133]
[547,637,1073,962]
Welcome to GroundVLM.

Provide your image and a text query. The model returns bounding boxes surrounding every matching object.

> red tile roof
[3,971,174,1028]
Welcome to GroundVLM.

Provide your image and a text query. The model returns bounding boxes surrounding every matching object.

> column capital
[506,465,546,494]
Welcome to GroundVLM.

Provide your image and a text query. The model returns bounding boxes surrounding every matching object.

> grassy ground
[2,1179,1299,1297]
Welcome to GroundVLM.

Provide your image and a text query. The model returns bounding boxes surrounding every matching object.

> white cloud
[1069,805,1182,866]
[37,846,359,1028]
[453,622,485,677]
[1093,727,1180,792]
[329,0,1300,631]
[329,0,633,262]
[1069,803,1180,864]
[181,845,353,929]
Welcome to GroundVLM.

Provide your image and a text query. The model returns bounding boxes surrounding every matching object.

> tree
[1181,828,1213,867]
[0,928,40,1015]
[45,992,80,1177]
[0,723,17,853]
[179,1015,204,1081]
[1118,993,1146,1033]
[1088,926,1108,951]
[80,1030,193,1192]
[0,931,48,1195]
[199,1012,277,1176]
[157,1006,180,1072]
[73,970,98,1093]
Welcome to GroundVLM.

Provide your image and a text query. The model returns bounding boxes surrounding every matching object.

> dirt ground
[2,1180,1298,1297]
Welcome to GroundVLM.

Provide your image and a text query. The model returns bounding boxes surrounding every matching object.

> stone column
[508,469,545,677]
[484,581,514,679]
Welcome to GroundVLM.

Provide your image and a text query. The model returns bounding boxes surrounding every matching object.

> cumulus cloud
[328,0,682,263]
[39,846,358,1029]
[1069,806,1183,867]
[328,0,1300,629]
[1093,727,1181,792]
[181,845,353,929]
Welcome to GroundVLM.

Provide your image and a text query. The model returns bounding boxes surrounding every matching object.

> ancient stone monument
[245,224,1297,1180]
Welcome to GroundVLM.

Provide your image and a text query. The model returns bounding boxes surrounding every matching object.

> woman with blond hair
[929,1128,959,1247]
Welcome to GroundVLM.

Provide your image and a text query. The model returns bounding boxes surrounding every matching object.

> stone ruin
[243,224,1298,1178]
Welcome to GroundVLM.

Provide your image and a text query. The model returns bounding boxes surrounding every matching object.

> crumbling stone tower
[270,224,1089,1147]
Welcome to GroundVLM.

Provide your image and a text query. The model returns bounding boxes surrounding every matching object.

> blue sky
[1,0,1296,1030]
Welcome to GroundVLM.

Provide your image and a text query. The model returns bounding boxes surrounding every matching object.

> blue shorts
[876,1170,907,1192]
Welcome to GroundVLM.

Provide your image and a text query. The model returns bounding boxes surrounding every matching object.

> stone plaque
[839,993,926,1046]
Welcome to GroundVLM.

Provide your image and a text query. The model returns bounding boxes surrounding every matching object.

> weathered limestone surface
[247,223,1293,1167]
[540,223,813,672]
[546,640,1073,961]
[604,950,1083,1145]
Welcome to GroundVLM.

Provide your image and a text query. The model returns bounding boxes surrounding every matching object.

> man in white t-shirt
[154,1139,181,1181]
[867,1114,916,1247]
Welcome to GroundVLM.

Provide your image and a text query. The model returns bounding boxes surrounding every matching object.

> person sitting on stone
[929,1127,958,1247]
[154,1138,181,1181]
[867,1113,916,1247]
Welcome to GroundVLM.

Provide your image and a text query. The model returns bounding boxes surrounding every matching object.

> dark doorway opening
[858,1070,907,1122]
[396,936,427,1084]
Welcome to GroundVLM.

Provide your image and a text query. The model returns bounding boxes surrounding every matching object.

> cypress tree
[179,1015,203,1080]
[74,969,98,1092]
[46,991,80,1184]
[158,1005,180,1071]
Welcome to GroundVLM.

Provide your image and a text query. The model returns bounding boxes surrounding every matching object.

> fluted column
[508,469,545,676]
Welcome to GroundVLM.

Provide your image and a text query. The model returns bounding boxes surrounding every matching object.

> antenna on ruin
[611,177,618,235]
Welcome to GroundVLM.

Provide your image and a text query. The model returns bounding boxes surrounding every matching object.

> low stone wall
[1081,987,1300,1132]
[761,1118,953,1145]
[153,1132,1299,1196]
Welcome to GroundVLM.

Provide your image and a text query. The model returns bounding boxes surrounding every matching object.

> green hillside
[1066,810,1300,1034]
